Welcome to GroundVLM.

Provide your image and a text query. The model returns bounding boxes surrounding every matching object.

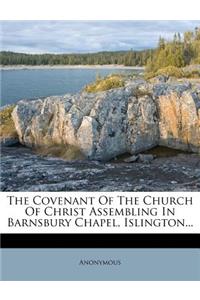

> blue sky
[1,20,200,53]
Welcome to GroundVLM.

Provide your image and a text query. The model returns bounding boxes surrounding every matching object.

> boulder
[138,154,155,163]
[12,82,158,161]
[12,79,200,161]
[124,155,138,163]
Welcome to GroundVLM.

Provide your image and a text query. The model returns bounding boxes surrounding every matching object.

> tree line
[0,50,153,66]
[146,27,200,72]
[1,27,199,68]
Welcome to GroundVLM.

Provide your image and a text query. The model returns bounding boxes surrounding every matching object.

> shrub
[144,71,157,80]
[84,74,124,93]
[183,70,200,78]
[0,105,17,138]
[155,66,184,78]
[145,66,184,80]
[145,66,200,80]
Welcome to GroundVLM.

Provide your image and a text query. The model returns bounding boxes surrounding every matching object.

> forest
[0,27,199,68]
[0,49,152,66]
[146,27,200,72]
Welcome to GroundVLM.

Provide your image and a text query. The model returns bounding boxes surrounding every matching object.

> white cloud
[1,20,200,53]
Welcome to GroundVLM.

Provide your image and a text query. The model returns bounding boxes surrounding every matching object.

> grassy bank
[0,105,17,139]
[145,66,200,80]
[84,74,125,93]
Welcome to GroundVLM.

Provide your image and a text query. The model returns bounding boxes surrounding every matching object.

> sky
[1,20,200,54]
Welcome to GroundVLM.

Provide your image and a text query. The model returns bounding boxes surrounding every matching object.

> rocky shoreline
[12,77,200,160]
[1,145,200,191]
[1,76,200,191]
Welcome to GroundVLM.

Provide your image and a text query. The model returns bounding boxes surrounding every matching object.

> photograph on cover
[0,20,200,192]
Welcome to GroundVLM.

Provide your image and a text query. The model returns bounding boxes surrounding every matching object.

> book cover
[0,19,200,281]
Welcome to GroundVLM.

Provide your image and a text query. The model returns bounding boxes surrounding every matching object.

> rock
[127,94,159,155]
[11,79,200,161]
[133,185,144,191]
[153,81,192,98]
[1,146,200,191]
[138,154,155,163]
[124,155,138,163]
[0,137,19,147]
[151,75,169,84]
[12,83,158,161]
[157,89,200,153]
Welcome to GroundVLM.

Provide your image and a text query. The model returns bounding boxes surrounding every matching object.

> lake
[0,68,140,106]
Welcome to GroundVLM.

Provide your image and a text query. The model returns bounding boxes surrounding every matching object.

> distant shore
[0,64,145,71]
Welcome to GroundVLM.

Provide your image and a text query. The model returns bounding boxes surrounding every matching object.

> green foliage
[0,105,17,138]
[1,27,200,73]
[0,49,153,67]
[144,71,156,80]
[145,66,200,80]
[183,69,200,78]
[0,105,15,124]
[146,27,200,75]
[146,66,184,79]
[84,74,125,93]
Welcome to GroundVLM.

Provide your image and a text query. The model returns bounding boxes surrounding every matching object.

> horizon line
[1,48,154,55]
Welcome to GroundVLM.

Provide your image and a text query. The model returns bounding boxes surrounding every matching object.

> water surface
[1,68,138,106]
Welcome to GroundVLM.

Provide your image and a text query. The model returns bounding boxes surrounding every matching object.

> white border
[0,282,200,300]
[1,0,199,291]
[0,0,200,20]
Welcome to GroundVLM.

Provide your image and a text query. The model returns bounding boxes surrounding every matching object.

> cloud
[1,20,200,53]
